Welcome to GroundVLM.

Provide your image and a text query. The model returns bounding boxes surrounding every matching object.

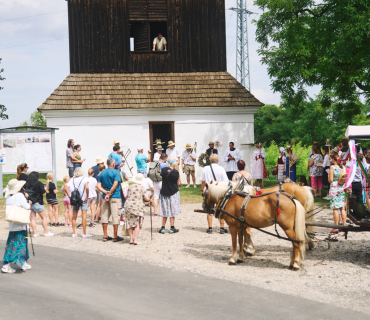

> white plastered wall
[43,107,257,182]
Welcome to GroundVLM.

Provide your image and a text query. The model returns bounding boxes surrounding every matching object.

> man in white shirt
[201,154,229,234]
[166,141,180,169]
[181,143,197,188]
[152,33,167,51]
[224,142,241,180]
[153,145,163,161]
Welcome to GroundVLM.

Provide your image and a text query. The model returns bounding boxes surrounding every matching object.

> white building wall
[43,107,257,182]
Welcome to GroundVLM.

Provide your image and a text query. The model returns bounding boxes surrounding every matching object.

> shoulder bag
[120,172,129,198]
[6,194,31,225]
[210,164,217,182]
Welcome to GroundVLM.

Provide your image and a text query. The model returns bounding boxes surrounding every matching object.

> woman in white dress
[252,142,266,188]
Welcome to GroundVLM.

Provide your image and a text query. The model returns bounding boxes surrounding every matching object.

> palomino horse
[203,183,307,270]
[260,183,314,249]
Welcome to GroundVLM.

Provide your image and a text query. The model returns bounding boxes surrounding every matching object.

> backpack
[148,162,162,182]
[24,184,39,204]
[70,178,84,207]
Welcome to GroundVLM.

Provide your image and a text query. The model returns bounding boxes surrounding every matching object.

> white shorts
[153,181,162,200]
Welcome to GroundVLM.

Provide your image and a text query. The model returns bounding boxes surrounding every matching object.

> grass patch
[178,185,203,203]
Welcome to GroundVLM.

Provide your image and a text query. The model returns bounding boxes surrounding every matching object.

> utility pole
[229,2,256,91]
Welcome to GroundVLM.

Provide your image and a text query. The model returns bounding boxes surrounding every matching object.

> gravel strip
[1,203,370,314]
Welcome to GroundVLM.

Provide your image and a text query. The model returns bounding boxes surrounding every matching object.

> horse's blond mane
[207,181,256,202]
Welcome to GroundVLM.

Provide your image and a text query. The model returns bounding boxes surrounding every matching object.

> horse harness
[211,182,302,244]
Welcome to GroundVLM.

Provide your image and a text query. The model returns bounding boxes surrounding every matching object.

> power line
[0,37,68,50]
[0,10,67,23]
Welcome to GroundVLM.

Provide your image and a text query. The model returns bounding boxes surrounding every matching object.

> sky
[0,0,319,128]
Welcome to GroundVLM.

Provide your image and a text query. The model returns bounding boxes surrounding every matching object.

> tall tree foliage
[20,110,47,127]
[0,58,8,120]
[253,0,370,114]
[255,100,370,147]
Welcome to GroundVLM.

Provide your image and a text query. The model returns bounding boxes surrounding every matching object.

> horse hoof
[237,259,243,264]
[308,242,315,250]
[228,260,236,266]
[292,263,300,271]
[288,265,293,270]
[244,251,255,257]
[292,267,300,271]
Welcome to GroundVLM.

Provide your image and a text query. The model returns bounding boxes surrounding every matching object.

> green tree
[0,58,8,120]
[20,110,47,127]
[254,0,370,115]
[254,104,293,145]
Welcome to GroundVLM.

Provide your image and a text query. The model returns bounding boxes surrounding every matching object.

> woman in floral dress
[328,147,347,233]
[124,174,152,245]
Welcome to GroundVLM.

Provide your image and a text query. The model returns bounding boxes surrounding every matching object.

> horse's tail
[293,199,306,260]
[302,186,315,249]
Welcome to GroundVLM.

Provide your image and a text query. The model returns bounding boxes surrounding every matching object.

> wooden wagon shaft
[305,221,370,232]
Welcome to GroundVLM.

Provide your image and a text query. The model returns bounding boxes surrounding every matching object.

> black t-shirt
[160,167,179,197]
[32,181,46,205]
[18,173,28,182]
[46,182,57,200]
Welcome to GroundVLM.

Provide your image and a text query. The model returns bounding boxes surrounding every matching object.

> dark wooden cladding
[68,0,226,73]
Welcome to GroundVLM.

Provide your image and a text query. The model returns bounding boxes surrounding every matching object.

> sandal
[56,223,64,227]
[103,236,113,242]
[330,229,338,234]
[89,223,95,227]
[113,236,124,242]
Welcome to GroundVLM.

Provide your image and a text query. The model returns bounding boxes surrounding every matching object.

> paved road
[0,241,367,320]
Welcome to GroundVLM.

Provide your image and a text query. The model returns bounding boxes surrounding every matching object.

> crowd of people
[2,136,370,273]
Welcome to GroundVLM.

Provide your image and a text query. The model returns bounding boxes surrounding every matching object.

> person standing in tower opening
[224,142,241,181]
[181,143,197,188]
[252,142,267,188]
[152,33,167,52]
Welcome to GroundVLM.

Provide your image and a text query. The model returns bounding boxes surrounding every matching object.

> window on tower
[128,0,168,52]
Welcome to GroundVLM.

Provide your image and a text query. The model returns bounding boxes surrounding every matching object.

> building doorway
[149,122,174,155]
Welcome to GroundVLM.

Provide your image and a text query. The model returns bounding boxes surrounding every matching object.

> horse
[203,182,307,270]
[260,183,314,249]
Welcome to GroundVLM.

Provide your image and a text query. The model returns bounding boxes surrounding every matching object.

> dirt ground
[1,203,370,314]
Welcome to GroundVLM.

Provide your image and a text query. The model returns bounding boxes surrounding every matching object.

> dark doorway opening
[149,122,174,155]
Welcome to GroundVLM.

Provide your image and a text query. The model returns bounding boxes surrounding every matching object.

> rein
[204,184,302,244]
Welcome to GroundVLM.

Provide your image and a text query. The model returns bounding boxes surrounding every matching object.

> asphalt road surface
[0,240,367,320]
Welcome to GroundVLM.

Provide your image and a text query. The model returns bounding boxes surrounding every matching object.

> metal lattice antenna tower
[229,2,256,91]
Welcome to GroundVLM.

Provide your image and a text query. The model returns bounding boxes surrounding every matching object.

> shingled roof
[38,72,264,110]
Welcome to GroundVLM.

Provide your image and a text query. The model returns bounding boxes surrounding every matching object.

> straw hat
[183,143,194,149]
[96,156,105,164]
[4,179,26,196]
[132,173,145,184]
[209,141,215,145]
[329,147,339,157]
[338,171,348,186]
[153,139,165,145]
[113,140,120,145]
[286,145,292,150]
[156,145,164,151]
[168,141,176,147]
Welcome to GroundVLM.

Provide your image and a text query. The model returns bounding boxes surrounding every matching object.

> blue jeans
[72,202,88,211]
